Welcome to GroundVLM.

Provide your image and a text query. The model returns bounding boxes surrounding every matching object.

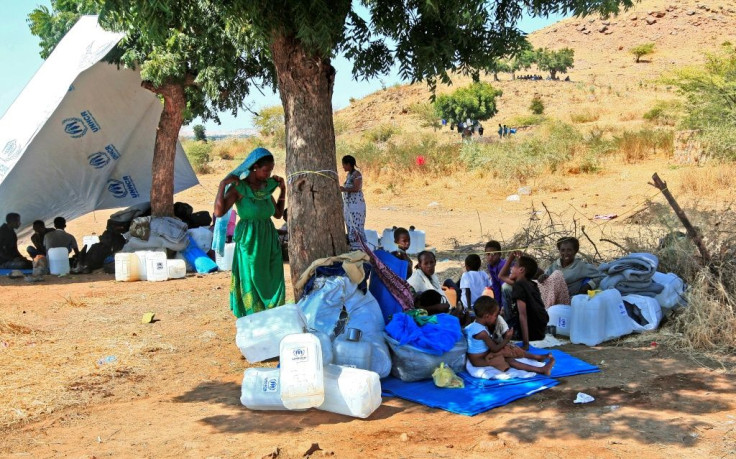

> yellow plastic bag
[432,362,465,389]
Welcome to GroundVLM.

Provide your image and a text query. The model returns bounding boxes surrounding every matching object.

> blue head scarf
[230,147,273,180]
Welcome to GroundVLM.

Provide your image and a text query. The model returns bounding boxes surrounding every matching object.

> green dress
[230,178,286,317]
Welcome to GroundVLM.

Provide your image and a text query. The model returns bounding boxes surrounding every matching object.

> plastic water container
[82,235,100,249]
[145,251,168,282]
[380,229,398,252]
[216,242,236,271]
[333,328,372,371]
[622,294,663,332]
[311,329,334,364]
[187,227,213,252]
[407,229,426,255]
[570,293,607,346]
[166,259,187,279]
[134,251,151,281]
[48,247,70,275]
[546,304,572,337]
[652,272,686,311]
[240,368,288,411]
[235,304,307,362]
[279,333,325,410]
[115,253,140,281]
[602,289,633,341]
[364,229,380,250]
[318,364,382,419]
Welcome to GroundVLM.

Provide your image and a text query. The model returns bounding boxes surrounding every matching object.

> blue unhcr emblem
[63,118,87,138]
[107,179,128,199]
[88,151,111,169]
[122,175,140,198]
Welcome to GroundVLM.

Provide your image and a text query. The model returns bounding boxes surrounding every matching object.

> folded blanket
[384,312,462,355]
[598,253,659,282]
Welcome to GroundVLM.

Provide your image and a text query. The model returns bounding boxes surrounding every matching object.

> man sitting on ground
[0,213,32,269]
[27,220,53,258]
[44,217,79,256]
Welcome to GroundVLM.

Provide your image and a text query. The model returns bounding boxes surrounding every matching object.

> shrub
[434,82,503,125]
[409,102,442,130]
[183,140,212,173]
[507,114,546,127]
[192,124,207,142]
[643,100,681,126]
[629,42,655,63]
[614,129,673,163]
[529,96,545,115]
[364,123,401,143]
[570,109,600,124]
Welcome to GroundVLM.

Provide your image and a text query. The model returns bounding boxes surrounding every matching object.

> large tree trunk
[271,34,349,298]
[144,82,186,217]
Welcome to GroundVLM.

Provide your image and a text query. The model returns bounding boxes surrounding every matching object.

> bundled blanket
[599,253,664,297]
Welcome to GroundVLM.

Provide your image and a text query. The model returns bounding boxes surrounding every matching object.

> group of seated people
[0,213,79,269]
[386,228,602,377]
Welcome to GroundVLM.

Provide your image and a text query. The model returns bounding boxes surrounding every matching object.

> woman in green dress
[214,148,286,318]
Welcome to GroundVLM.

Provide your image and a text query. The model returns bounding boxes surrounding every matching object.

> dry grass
[570,109,601,124]
[678,163,736,195]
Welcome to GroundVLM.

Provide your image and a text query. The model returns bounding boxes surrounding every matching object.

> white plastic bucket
[235,305,307,362]
[546,304,572,337]
[319,364,382,419]
[166,259,187,279]
[279,333,325,410]
[48,247,70,275]
[216,242,235,271]
[115,253,140,281]
[407,229,426,255]
[145,251,168,282]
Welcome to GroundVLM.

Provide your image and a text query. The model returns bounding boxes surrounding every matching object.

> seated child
[465,296,555,378]
[459,254,491,311]
[499,252,550,349]
[390,227,412,278]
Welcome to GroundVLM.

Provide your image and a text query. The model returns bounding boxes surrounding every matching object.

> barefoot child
[390,227,412,278]
[465,296,555,378]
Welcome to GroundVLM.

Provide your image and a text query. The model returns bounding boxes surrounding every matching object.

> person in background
[214,147,286,318]
[537,236,603,297]
[0,213,32,269]
[339,155,366,250]
[459,254,491,311]
[44,217,79,256]
[27,220,53,258]
[497,124,503,139]
[390,227,412,278]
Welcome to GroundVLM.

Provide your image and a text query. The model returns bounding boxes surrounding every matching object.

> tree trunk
[271,34,349,298]
[144,81,186,217]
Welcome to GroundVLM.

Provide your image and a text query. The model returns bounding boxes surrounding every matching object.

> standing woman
[339,155,366,249]
[214,148,286,318]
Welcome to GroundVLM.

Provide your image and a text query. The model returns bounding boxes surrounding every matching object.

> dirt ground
[1,157,736,458]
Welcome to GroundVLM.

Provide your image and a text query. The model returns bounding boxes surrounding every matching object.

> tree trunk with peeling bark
[144,81,186,217]
[271,35,349,298]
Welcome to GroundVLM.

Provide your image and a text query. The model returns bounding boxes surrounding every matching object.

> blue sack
[180,235,217,273]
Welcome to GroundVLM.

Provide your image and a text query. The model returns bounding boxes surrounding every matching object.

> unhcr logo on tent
[107,179,127,198]
[81,111,101,133]
[0,139,21,162]
[63,118,87,138]
[88,144,121,169]
[107,175,140,199]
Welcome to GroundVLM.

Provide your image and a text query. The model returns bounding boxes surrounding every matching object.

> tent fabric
[0,16,198,233]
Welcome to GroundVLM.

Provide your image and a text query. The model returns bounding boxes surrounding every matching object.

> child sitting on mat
[459,253,491,312]
[465,296,554,378]
[390,227,412,278]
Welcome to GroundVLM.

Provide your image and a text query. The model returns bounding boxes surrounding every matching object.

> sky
[0,2,564,133]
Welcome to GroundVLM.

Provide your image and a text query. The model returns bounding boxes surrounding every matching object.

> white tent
[0,16,198,232]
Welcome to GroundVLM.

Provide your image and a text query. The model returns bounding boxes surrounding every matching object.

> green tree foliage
[27,0,99,59]
[663,44,736,159]
[530,96,545,115]
[505,47,537,79]
[192,124,207,142]
[536,47,575,79]
[630,43,655,63]
[434,82,503,126]
[254,106,286,148]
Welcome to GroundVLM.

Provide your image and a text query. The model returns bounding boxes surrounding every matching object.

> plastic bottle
[235,304,307,362]
[318,364,382,419]
[47,247,70,275]
[333,328,372,371]
[310,329,334,364]
[145,251,168,282]
[279,333,325,410]
[114,252,140,281]
[240,368,289,411]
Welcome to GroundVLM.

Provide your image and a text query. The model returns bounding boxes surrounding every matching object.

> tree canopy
[536,47,575,79]
[434,82,503,125]
[630,43,655,63]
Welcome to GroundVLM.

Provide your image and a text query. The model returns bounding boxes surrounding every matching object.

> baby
[465,296,554,378]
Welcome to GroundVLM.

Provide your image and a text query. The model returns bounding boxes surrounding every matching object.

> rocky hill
[335,0,736,134]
